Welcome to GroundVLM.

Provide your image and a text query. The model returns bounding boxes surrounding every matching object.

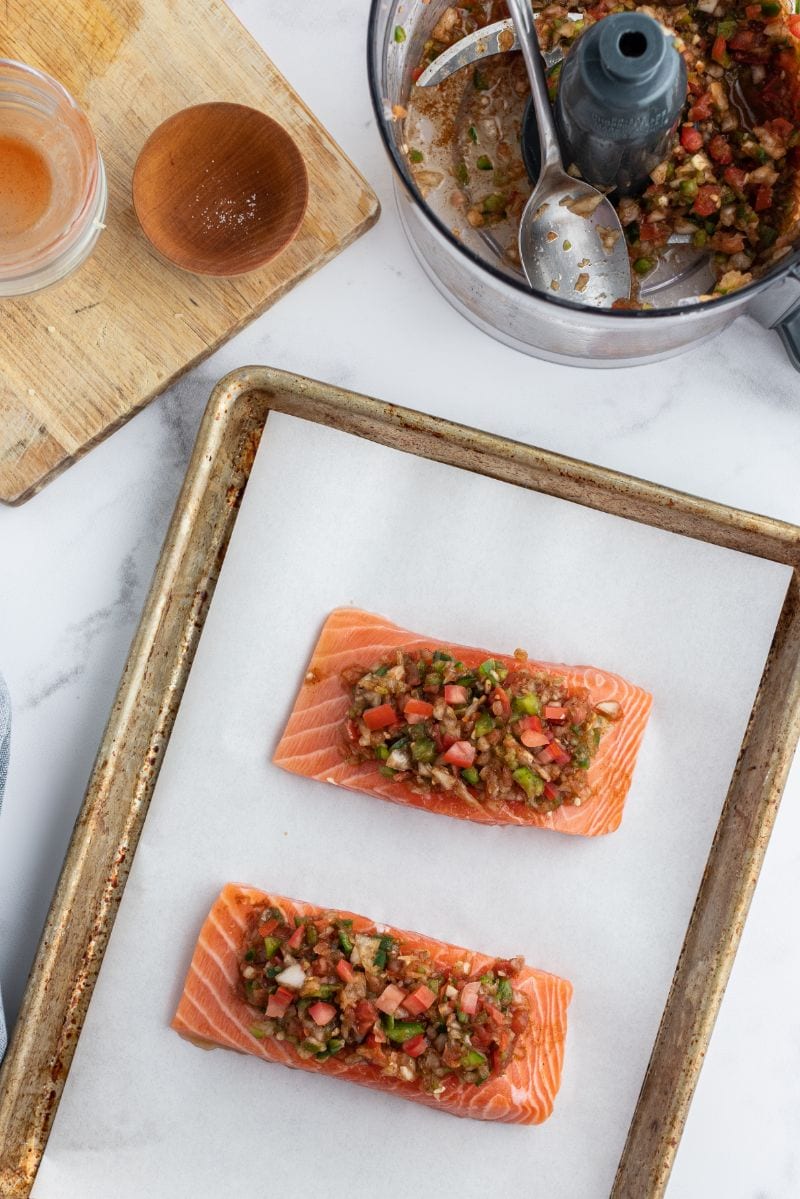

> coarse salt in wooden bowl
[132,102,309,276]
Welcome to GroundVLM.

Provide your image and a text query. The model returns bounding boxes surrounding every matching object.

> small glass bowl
[0,59,107,298]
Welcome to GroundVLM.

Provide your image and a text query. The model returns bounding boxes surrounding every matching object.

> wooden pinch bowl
[132,102,309,276]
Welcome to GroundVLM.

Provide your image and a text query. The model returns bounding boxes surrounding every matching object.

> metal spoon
[505,0,631,306]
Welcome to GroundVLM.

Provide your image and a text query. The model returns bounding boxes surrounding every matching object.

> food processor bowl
[367,0,800,369]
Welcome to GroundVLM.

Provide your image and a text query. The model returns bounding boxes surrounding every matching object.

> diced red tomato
[680,124,703,152]
[730,29,756,50]
[689,92,713,121]
[692,184,721,216]
[723,165,748,190]
[257,919,278,938]
[403,1033,428,1057]
[543,705,567,722]
[411,64,424,82]
[336,959,355,983]
[459,980,481,1015]
[444,684,469,706]
[286,924,305,951]
[639,220,669,244]
[375,984,407,1015]
[443,740,476,768]
[355,999,378,1036]
[404,698,434,723]
[708,134,732,164]
[789,14,800,37]
[363,703,398,731]
[549,741,571,766]
[755,185,773,211]
[711,36,730,66]
[712,231,746,253]
[490,686,511,717]
[745,3,763,17]
[519,714,543,734]
[470,1022,494,1050]
[362,1033,387,1062]
[403,984,437,1016]
[441,732,459,751]
[520,728,550,748]
[543,782,560,802]
[485,1003,506,1026]
[266,986,294,1018]
[766,117,794,142]
[308,1001,337,1026]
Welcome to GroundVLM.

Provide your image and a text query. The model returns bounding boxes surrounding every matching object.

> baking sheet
[32,414,791,1199]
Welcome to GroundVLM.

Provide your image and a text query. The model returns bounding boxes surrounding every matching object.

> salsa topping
[404,0,800,300]
[343,648,618,811]
[241,906,529,1092]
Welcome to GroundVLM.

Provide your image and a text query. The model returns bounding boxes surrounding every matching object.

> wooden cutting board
[0,0,379,505]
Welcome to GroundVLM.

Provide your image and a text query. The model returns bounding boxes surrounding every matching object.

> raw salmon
[273,608,652,836]
[172,884,572,1123]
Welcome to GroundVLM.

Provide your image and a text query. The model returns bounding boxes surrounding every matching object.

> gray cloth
[0,675,9,1060]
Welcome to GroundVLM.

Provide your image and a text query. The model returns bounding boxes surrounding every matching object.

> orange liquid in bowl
[0,135,53,237]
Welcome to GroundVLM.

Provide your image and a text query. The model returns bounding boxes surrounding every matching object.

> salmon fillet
[273,608,652,836]
[172,884,572,1123]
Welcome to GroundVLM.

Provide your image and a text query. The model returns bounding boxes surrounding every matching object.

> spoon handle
[505,0,563,175]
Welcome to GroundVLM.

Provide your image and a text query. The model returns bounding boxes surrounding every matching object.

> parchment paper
[33,415,791,1198]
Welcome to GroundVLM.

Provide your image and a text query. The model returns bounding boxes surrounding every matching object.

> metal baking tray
[1,366,799,1198]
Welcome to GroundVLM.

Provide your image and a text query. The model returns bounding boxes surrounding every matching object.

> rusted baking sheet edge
[1,366,799,1199]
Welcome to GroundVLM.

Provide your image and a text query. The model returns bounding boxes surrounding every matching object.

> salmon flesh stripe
[172,885,572,1124]
[273,608,652,836]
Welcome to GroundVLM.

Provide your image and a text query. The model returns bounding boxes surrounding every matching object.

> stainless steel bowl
[367,0,800,369]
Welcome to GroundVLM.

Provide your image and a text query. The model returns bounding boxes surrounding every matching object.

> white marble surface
[1,1,799,1194]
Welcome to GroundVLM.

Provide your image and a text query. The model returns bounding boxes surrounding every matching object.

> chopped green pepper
[679,178,698,199]
[338,928,354,955]
[476,155,493,171]
[634,257,655,275]
[244,949,255,962]
[263,936,280,959]
[716,17,737,37]
[379,766,396,778]
[461,767,480,786]
[374,935,395,970]
[482,193,506,214]
[468,125,478,143]
[250,1026,267,1039]
[384,1019,426,1043]
[375,744,390,761]
[496,977,513,1007]
[412,738,437,763]
[513,766,545,800]
[473,712,495,738]
[394,24,406,41]
[462,1048,487,1069]
[478,658,508,681]
[432,650,453,663]
[409,148,424,163]
[512,693,540,716]
[455,161,469,187]
[305,923,318,947]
